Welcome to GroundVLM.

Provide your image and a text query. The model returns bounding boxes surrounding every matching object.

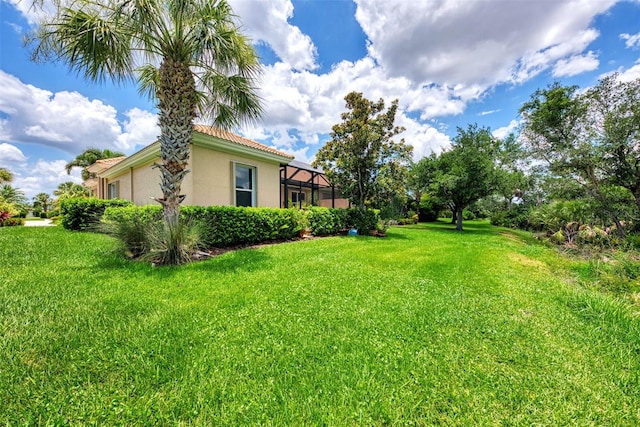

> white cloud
[230,0,317,71]
[11,160,83,200]
[354,0,614,90]
[0,143,27,166]
[0,70,154,155]
[116,108,159,151]
[493,120,520,140]
[617,60,640,82]
[621,32,640,49]
[552,51,600,77]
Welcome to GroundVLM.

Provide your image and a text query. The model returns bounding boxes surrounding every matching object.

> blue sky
[1,0,639,199]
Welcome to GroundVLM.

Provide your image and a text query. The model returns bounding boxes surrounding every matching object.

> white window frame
[234,163,256,207]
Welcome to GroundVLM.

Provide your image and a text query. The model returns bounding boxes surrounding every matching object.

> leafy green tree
[431,124,499,231]
[520,76,640,236]
[0,168,13,184]
[494,134,532,208]
[313,91,413,211]
[65,148,125,180]
[408,153,440,218]
[33,192,54,213]
[584,74,640,215]
[33,0,261,264]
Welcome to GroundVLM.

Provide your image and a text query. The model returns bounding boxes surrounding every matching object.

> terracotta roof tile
[193,125,294,159]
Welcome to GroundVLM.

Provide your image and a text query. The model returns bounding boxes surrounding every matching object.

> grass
[1,221,639,425]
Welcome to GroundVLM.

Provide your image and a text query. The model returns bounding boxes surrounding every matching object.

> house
[86,125,348,209]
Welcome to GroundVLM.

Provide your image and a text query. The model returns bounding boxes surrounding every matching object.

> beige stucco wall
[106,161,162,206]
[189,144,281,208]
[107,145,282,208]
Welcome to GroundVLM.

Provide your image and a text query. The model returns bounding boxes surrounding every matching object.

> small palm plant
[32,0,262,264]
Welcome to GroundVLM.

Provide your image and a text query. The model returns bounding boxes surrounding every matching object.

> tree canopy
[313,91,413,210]
[431,124,499,231]
[520,75,640,235]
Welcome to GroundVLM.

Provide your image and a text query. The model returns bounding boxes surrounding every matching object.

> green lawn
[1,222,639,425]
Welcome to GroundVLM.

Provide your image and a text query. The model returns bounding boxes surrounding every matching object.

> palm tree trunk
[155,59,197,228]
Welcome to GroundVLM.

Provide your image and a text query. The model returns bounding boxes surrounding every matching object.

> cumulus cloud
[621,32,640,49]
[116,108,159,151]
[0,71,156,155]
[493,120,520,140]
[230,0,317,71]
[9,159,82,200]
[0,143,27,166]
[617,59,640,82]
[552,51,600,77]
[354,0,614,90]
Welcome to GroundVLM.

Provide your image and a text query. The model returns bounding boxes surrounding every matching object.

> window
[291,191,306,204]
[235,164,255,207]
[107,182,119,199]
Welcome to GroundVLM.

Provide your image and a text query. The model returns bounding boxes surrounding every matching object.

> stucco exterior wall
[189,144,281,208]
[105,145,281,208]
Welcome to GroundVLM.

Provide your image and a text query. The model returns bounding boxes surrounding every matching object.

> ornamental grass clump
[143,219,203,266]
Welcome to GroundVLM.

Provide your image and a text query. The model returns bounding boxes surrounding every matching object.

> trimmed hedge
[101,204,382,250]
[181,206,304,247]
[103,205,305,248]
[306,207,349,236]
[61,198,132,231]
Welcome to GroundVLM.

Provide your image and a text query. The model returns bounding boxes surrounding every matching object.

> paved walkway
[24,218,56,227]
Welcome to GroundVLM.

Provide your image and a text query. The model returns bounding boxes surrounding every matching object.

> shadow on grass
[416,220,500,236]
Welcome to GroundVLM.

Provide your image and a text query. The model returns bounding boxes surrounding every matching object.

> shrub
[490,205,531,229]
[0,218,24,227]
[61,198,132,231]
[102,206,162,257]
[418,194,442,222]
[347,208,380,235]
[143,219,203,265]
[307,207,349,236]
[39,212,47,219]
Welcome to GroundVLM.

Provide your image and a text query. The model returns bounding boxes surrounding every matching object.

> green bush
[307,207,349,236]
[490,204,531,229]
[0,218,24,227]
[418,194,442,222]
[347,208,380,235]
[61,198,132,231]
[39,212,47,219]
[182,206,304,247]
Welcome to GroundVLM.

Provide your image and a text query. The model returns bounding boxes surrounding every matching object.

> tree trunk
[155,58,197,229]
[456,207,464,231]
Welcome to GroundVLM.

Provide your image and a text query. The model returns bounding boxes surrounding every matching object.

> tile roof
[85,156,127,173]
[193,125,294,159]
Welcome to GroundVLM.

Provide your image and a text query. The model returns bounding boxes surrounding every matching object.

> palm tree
[53,181,90,204]
[33,192,54,213]
[65,148,125,180]
[0,168,13,184]
[33,0,262,263]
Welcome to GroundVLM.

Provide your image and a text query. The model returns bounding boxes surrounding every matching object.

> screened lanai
[280,160,349,209]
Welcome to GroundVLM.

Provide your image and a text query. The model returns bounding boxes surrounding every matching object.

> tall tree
[520,76,640,235]
[33,192,54,213]
[0,168,13,184]
[33,0,261,263]
[585,74,640,214]
[53,181,90,202]
[313,92,413,210]
[0,184,28,206]
[431,124,499,231]
[65,148,125,180]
